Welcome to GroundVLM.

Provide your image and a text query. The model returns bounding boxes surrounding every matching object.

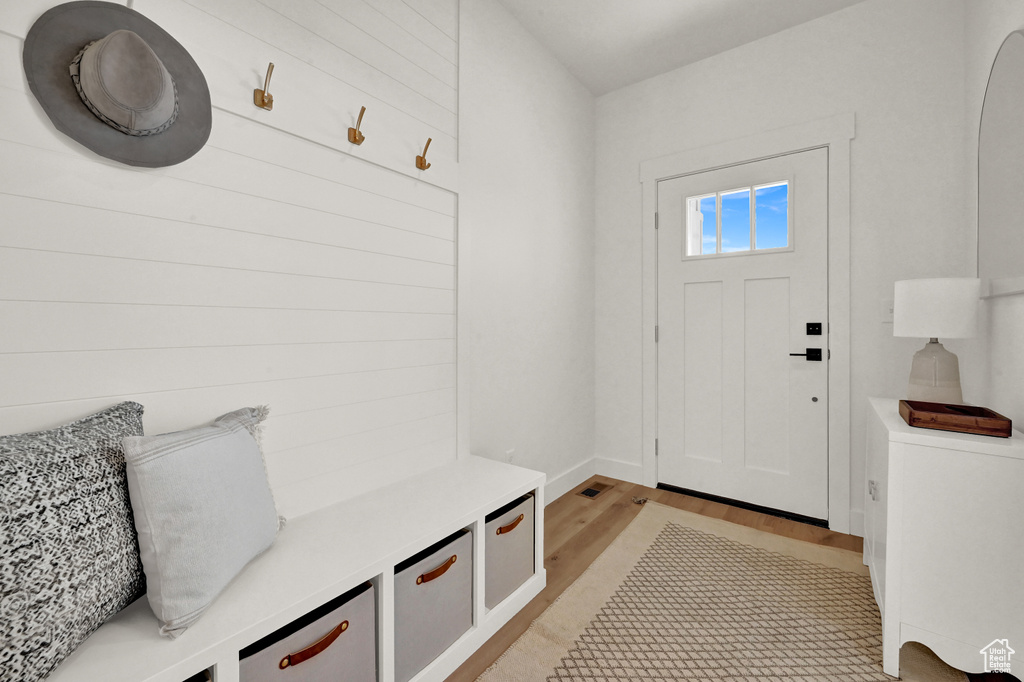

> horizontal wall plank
[263,388,455,453]
[0,135,455,245]
[0,186,454,268]
[402,0,459,41]
[272,437,456,517]
[183,0,455,116]
[0,340,455,407]
[0,36,25,93]
[0,301,453,353]
[205,112,457,218]
[312,0,457,87]
[365,0,457,64]
[168,144,456,240]
[261,366,455,417]
[266,411,454,487]
[0,1,99,40]
[0,197,454,290]
[260,0,456,107]
[0,248,454,313]
[0,364,453,437]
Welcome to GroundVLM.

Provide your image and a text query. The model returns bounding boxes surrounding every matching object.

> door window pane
[699,195,717,255]
[720,189,751,252]
[684,180,789,258]
[755,182,789,249]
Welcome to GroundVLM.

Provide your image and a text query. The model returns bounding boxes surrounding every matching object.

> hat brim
[24,1,212,168]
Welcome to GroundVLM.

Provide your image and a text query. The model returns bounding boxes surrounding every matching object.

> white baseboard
[544,457,596,504]
[848,508,865,538]
[595,457,643,484]
[545,457,648,505]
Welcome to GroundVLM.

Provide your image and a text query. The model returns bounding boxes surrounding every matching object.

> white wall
[0,0,459,518]
[459,0,597,498]
[965,2,1024,427]
[593,0,974,533]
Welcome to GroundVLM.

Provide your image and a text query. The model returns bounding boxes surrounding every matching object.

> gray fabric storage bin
[393,529,473,682]
[484,494,535,610]
[239,582,376,682]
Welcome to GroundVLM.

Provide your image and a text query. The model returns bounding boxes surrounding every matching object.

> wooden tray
[898,400,1012,438]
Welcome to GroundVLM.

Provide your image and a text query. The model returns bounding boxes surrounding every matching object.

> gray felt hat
[24,1,212,168]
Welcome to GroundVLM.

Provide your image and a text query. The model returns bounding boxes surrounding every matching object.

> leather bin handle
[496,514,525,535]
[278,620,348,669]
[416,554,457,585]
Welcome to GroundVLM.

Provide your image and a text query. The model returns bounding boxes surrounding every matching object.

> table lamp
[893,278,980,404]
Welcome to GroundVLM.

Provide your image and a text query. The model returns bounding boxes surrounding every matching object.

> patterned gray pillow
[0,402,146,682]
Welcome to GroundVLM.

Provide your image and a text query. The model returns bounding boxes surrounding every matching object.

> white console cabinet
[864,398,1023,677]
[45,456,546,682]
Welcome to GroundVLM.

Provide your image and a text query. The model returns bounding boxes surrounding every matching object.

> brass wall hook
[416,137,432,170]
[348,106,366,145]
[254,62,275,110]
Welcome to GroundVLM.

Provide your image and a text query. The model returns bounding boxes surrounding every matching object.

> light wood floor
[445,475,863,682]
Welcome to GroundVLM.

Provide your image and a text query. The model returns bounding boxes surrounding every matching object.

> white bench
[46,456,546,682]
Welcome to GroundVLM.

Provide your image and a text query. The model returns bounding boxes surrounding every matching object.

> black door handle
[790,348,822,361]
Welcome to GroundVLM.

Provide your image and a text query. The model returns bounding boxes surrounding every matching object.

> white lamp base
[906,339,963,404]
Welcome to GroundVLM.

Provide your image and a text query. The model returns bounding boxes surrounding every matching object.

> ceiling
[495,0,870,96]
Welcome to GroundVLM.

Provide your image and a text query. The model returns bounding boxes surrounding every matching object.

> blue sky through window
[755,183,788,249]
[699,196,716,254]
[720,189,750,252]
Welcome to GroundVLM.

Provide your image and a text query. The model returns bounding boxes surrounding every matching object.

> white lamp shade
[893,278,980,339]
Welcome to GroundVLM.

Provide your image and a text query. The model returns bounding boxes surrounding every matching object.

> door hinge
[655,438,659,457]
[655,325,659,342]
[655,212,659,230]
[828,348,831,360]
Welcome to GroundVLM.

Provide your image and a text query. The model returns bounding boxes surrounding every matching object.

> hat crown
[75,29,177,134]
[95,30,166,110]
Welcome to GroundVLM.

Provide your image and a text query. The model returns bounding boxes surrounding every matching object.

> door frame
[640,113,855,533]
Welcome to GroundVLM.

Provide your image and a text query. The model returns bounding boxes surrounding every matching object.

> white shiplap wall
[0,0,459,517]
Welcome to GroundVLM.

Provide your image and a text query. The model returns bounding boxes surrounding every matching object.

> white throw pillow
[122,406,281,638]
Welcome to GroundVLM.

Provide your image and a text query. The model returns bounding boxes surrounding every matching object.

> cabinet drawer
[484,494,535,610]
[239,582,376,682]
[394,529,473,682]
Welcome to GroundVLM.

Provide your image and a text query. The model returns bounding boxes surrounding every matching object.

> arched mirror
[979,30,1024,283]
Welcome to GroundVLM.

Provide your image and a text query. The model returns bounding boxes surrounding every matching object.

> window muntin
[685,180,790,257]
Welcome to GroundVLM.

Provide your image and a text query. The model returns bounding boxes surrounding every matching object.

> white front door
[656,147,829,521]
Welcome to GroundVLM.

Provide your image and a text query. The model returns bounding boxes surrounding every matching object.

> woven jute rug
[479,501,967,682]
